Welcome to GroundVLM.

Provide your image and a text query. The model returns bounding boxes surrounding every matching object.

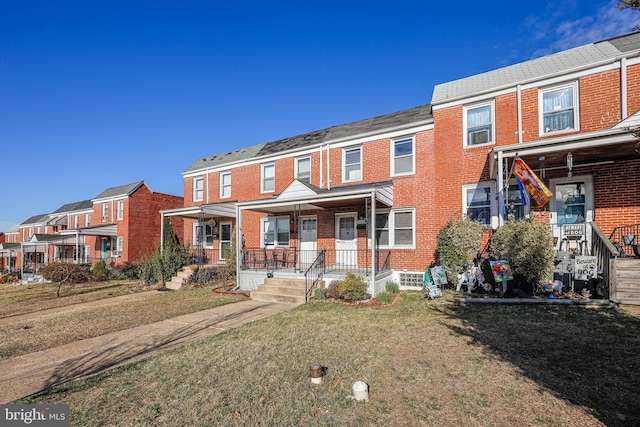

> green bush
[490,219,555,292]
[436,216,486,271]
[314,288,326,300]
[92,259,108,281]
[111,262,141,280]
[339,272,369,302]
[378,291,391,304]
[385,281,399,294]
[187,267,221,286]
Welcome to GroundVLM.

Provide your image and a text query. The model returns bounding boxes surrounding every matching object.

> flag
[516,177,530,206]
[511,156,552,207]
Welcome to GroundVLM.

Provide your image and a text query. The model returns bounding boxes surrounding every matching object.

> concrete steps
[250,277,324,305]
[166,267,194,290]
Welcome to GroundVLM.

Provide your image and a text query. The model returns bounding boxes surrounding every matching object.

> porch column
[497,150,505,227]
[160,212,165,254]
[235,204,242,277]
[370,191,376,296]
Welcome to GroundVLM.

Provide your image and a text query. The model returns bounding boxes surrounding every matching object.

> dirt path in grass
[0,290,159,327]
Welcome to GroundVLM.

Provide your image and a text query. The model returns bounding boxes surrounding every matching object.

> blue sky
[1,1,638,232]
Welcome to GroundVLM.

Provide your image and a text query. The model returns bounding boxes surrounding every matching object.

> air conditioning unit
[469,129,490,145]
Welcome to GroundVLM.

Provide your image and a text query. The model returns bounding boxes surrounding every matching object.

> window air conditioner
[469,129,490,145]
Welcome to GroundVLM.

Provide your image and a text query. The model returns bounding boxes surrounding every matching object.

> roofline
[432,48,640,106]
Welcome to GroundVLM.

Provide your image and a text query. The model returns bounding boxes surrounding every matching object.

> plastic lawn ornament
[490,260,513,296]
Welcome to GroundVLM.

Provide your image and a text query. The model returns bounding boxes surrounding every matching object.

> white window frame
[463,101,495,148]
[295,156,311,183]
[505,179,530,221]
[193,222,215,249]
[391,136,415,176]
[85,213,91,227]
[102,202,109,222]
[220,171,231,199]
[371,208,416,249]
[261,163,275,193]
[463,182,498,229]
[74,215,79,228]
[539,81,579,136]
[193,176,204,202]
[117,200,124,221]
[261,216,290,248]
[220,221,233,259]
[111,236,123,257]
[342,146,362,183]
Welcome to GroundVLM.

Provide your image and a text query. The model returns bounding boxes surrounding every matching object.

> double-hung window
[506,182,526,221]
[262,216,289,247]
[465,102,494,147]
[373,209,415,248]
[343,146,362,182]
[111,236,123,257]
[392,136,415,175]
[117,200,124,220]
[262,163,275,193]
[74,215,79,228]
[85,213,91,227]
[540,82,578,135]
[463,183,495,227]
[194,176,204,202]
[194,223,214,248]
[220,171,231,198]
[102,202,109,222]
[296,157,311,183]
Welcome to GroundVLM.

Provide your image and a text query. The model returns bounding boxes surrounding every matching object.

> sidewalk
[0,299,299,403]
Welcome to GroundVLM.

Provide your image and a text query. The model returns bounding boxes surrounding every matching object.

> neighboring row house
[1,181,183,276]
[166,32,640,299]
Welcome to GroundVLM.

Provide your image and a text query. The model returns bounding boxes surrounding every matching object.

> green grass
[18,292,640,426]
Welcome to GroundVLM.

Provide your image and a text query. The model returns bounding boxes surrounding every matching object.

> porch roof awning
[60,223,118,237]
[490,124,638,177]
[237,179,394,214]
[161,201,237,219]
[0,242,21,255]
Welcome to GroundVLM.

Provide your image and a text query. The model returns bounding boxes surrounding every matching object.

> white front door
[549,175,593,254]
[299,216,317,270]
[335,213,357,268]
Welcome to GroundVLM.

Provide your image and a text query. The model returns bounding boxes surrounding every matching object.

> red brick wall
[580,69,621,131]
[628,63,640,116]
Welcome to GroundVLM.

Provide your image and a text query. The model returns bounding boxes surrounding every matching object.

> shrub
[385,281,399,294]
[325,280,342,299]
[314,288,326,300]
[378,291,391,304]
[436,216,486,271]
[339,272,369,302]
[490,219,555,292]
[187,267,221,286]
[92,259,108,281]
[111,262,141,280]
[41,263,92,296]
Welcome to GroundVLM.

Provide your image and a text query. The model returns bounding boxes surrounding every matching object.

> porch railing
[181,247,228,266]
[609,224,640,257]
[591,222,620,293]
[305,249,326,302]
[241,247,392,275]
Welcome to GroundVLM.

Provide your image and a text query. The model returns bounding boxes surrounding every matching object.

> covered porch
[235,179,395,297]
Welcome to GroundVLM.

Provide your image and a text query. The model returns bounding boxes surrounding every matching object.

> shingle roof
[431,32,640,104]
[52,200,94,214]
[21,214,49,225]
[93,181,145,200]
[184,104,432,173]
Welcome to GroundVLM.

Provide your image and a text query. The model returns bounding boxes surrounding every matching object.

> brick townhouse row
[160,32,640,295]
[0,181,183,274]
[3,32,639,296]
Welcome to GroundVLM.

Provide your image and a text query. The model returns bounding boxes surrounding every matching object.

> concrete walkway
[0,299,299,403]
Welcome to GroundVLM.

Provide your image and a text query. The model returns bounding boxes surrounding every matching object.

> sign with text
[563,224,585,237]
[1,404,69,426]
[574,256,597,281]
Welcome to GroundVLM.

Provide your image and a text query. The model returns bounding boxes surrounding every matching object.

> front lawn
[20,292,640,426]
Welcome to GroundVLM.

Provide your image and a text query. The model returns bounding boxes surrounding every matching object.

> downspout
[160,212,165,255]
[326,142,331,190]
[319,144,324,188]
[235,204,242,288]
[206,168,210,204]
[497,151,505,227]
[75,230,79,264]
[621,57,628,119]
[517,84,523,144]
[370,191,376,296]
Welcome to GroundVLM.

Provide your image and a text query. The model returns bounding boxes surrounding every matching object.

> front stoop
[166,267,194,290]
[250,278,324,305]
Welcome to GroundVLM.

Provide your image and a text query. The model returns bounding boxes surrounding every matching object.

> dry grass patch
[20,292,640,426]
[0,284,246,358]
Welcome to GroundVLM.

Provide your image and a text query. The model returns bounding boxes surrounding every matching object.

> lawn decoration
[490,260,513,296]
[423,266,443,299]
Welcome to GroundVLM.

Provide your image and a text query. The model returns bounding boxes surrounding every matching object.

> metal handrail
[609,223,640,257]
[304,249,326,302]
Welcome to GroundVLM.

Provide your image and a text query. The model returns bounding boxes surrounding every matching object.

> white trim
[371,208,416,249]
[342,145,362,183]
[539,81,580,136]
[463,100,495,148]
[261,163,275,193]
[548,175,594,226]
[260,216,290,248]
[193,175,204,202]
[219,221,232,260]
[220,171,231,199]
[295,156,311,183]
[391,136,415,176]
[463,182,498,229]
